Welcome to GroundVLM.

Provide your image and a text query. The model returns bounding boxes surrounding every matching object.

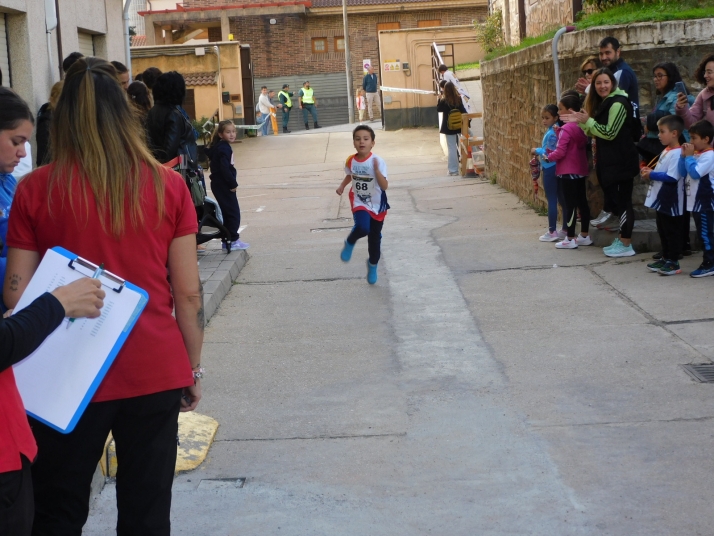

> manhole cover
[197,478,246,490]
[681,364,714,382]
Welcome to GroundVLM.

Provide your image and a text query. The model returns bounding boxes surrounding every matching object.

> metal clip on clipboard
[68,256,126,293]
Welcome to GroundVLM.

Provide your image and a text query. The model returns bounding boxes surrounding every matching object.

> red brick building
[139,0,486,129]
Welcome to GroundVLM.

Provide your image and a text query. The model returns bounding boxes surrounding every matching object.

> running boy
[336,125,389,284]
[642,115,685,275]
[680,119,714,277]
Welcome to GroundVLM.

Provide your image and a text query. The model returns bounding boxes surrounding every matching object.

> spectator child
[680,120,714,276]
[356,89,366,124]
[437,81,467,176]
[547,95,591,249]
[336,125,389,284]
[642,115,685,275]
[205,120,248,250]
[531,104,566,241]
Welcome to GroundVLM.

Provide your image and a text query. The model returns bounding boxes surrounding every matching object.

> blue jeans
[542,165,564,232]
[347,211,384,265]
[258,113,271,136]
[445,134,459,174]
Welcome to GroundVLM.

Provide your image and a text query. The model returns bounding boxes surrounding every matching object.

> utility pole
[342,0,354,124]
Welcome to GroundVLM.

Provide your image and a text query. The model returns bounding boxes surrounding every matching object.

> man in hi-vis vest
[298,81,321,130]
[278,84,294,133]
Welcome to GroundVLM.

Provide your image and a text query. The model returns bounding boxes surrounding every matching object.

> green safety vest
[278,90,292,108]
[301,87,314,104]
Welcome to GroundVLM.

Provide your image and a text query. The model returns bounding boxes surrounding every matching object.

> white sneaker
[575,234,593,246]
[590,210,611,226]
[555,237,578,249]
[539,230,560,242]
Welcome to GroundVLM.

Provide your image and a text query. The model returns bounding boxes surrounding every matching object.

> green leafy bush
[475,11,505,53]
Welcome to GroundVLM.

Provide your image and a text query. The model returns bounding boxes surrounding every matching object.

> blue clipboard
[13,247,149,434]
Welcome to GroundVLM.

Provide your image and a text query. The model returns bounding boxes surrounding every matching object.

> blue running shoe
[367,260,378,284]
[691,264,714,278]
[341,240,354,262]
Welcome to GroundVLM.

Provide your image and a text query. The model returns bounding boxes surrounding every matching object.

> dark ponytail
[542,104,559,118]
[0,87,34,131]
[559,94,582,113]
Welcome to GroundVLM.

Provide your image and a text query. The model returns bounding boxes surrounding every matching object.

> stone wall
[481,19,714,216]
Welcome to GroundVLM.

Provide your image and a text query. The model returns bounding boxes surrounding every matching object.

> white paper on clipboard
[12,247,148,433]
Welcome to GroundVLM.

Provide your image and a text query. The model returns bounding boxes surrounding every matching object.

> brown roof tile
[131,35,147,47]
[182,71,218,86]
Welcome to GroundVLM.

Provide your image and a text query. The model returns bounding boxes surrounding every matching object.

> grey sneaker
[596,214,620,230]
[590,210,611,226]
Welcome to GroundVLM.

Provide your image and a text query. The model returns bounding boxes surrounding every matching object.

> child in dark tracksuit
[205,120,249,250]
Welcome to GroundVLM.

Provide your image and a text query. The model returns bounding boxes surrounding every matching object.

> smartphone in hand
[673,81,687,96]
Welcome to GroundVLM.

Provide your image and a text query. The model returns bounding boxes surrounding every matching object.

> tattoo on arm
[8,274,21,292]
[197,277,205,331]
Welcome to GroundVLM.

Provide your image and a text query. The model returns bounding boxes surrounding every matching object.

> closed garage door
[254,72,348,131]
[77,32,95,57]
[0,15,10,87]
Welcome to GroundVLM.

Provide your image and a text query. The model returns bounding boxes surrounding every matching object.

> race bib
[352,174,376,203]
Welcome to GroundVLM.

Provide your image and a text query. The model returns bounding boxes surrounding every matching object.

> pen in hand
[67,263,104,329]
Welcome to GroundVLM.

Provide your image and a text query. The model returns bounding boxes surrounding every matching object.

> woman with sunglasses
[575,57,599,96]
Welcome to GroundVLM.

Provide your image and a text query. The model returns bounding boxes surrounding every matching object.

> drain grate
[681,364,714,382]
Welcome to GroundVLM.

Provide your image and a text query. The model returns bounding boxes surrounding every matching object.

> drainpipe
[213,45,223,120]
[552,25,575,101]
[45,0,58,84]
[124,0,133,80]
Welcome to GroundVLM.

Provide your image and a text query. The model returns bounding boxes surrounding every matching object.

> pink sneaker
[555,237,578,249]
[539,230,559,242]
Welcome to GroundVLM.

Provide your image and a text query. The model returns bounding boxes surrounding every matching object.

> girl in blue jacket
[205,120,249,250]
[531,104,566,241]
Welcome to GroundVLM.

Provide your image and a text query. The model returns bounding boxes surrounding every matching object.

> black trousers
[0,455,34,536]
[602,179,635,239]
[656,211,685,262]
[30,389,182,536]
[211,180,241,241]
[681,209,692,250]
[560,176,590,237]
[347,211,384,265]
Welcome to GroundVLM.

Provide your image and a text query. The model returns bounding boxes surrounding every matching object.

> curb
[89,248,249,501]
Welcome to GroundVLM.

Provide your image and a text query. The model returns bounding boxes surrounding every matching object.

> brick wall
[481,20,714,215]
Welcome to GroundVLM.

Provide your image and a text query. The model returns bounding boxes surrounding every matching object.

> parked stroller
[164,154,234,252]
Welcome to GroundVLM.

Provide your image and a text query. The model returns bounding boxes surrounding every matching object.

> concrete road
[86,126,714,535]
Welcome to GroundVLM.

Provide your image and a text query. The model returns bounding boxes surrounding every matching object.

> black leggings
[602,179,635,239]
[560,176,590,238]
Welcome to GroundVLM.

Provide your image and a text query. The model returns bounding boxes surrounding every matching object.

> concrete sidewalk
[86,127,714,535]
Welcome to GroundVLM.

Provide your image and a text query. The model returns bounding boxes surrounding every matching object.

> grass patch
[484,0,714,61]
[484,30,559,61]
[455,61,480,71]
[577,0,714,29]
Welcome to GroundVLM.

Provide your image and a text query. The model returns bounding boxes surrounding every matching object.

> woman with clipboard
[4,58,205,536]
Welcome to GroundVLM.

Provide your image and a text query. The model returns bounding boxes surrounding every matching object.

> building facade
[1,0,128,114]
[138,0,486,129]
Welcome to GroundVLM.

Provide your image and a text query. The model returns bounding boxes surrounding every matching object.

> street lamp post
[342,0,354,124]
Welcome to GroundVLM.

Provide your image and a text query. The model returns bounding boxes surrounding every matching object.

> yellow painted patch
[102,412,219,477]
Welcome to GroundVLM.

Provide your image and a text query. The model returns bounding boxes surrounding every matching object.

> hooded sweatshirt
[205,140,238,190]
[546,123,589,177]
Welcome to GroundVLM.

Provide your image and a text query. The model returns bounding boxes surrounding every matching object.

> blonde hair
[209,119,235,147]
[49,57,165,236]
[49,81,63,109]
[580,56,598,72]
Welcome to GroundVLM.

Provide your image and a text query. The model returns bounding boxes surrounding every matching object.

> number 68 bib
[352,174,375,202]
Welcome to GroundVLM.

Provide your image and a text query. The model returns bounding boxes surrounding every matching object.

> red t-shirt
[6,163,198,401]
